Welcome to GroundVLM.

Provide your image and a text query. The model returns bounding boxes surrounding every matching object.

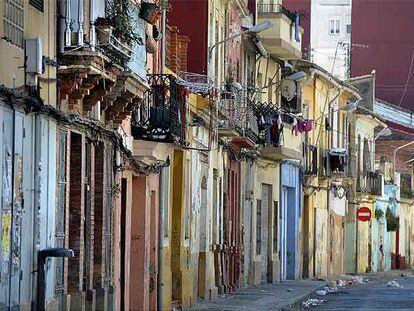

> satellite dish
[281,79,297,101]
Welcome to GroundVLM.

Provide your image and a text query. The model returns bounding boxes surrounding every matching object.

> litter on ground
[386,280,404,288]
[302,298,327,308]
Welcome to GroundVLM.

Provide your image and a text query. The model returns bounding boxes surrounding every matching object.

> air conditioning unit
[25,38,42,75]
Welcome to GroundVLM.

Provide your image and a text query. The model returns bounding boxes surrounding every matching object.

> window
[3,0,24,48]
[256,200,262,255]
[329,19,340,35]
[346,24,351,34]
[29,0,43,12]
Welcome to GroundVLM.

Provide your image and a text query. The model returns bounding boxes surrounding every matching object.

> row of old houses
[0,0,413,310]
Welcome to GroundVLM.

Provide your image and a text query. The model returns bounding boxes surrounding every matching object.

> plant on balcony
[386,207,399,232]
[96,0,143,46]
[139,1,162,25]
[374,208,384,221]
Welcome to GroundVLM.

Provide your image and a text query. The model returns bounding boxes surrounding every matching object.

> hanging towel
[294,119,313,135]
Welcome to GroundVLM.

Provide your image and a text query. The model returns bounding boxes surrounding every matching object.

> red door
[225,156,241,291]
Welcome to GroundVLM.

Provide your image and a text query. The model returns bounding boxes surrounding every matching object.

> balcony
[303,143,318,175]
[131,74,187,145]
[96,26,133,63]
[217,92,258,148]
[319,148,348,178]
[253,101,302,159]
[257,3,302,59]
[356,171,383,196]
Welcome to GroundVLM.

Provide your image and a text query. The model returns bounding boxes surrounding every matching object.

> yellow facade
[300,62,361,277]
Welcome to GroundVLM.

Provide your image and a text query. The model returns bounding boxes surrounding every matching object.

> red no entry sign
[357,207,371,221]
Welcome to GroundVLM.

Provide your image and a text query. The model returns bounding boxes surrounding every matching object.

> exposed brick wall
[375,139,414,175]
[68,132,84,293]
[166,25,190,73]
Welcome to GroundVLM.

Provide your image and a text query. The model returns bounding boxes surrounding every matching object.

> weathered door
[0,108,25,308]
[280,187,288,281]
[260,184,271,283]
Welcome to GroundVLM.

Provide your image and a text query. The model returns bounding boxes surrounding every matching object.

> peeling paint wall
[0,107,57,309]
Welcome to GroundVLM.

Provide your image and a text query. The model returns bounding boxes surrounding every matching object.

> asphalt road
[302,273,414,310]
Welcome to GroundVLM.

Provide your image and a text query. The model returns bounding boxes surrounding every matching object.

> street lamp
[374,127,392,141]
[393,140,414,175]
[208,20,273,62]
[315,100,359,123]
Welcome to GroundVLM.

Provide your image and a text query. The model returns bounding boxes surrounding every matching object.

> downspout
[326,187,330,276]
[157,170,164,310]
[161,0,167,74]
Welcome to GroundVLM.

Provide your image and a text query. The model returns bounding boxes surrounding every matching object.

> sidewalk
[187,279,325,311]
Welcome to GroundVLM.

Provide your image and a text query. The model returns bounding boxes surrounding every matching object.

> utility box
[25,38,42,75]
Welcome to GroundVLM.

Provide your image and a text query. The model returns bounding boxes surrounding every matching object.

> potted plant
[140,1,161,25]
[375,208,384,221]
[386,207,399,232]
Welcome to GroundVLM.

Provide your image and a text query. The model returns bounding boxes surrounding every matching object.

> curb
[280,282,327,311]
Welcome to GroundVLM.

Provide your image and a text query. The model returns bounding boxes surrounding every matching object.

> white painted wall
[310,0,351,79]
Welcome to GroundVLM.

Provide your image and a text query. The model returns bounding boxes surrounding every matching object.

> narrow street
[301,272,414,311]
[188,272,414,311]
[3,0,414,310]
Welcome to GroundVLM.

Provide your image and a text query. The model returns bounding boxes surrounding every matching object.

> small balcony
[303,143,318,175]
[257,3,302,59]
[253,101,301,159]
[96,26,133,63]
[131,74,187,145]
[217,93,258,148]
[356,171,383,196]
[217,94,241,138]
[319,148,348,178]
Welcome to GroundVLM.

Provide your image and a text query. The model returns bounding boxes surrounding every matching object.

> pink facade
[351,0,414,109]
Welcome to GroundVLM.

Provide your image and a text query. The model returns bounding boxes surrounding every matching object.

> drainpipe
[157,169,164,310]
[161,0,167,74]
[326,187,330,276]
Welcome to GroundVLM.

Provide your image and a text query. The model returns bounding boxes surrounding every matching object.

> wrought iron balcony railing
[356,171,383,195]
[132,74,187,145]
[217,92,259,141]
[319,148,348,178]
[303,143,318,175]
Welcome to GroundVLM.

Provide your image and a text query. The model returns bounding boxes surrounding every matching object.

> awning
[385,120,414,136]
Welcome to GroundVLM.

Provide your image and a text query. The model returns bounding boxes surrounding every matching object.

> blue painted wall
[281,161,301,279]
[128,7,147,79]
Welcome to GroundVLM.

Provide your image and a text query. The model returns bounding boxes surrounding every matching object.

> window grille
[3,0,24,48]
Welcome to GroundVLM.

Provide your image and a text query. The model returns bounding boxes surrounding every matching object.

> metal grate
[3,0,24,48]
[29,0,43,12]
